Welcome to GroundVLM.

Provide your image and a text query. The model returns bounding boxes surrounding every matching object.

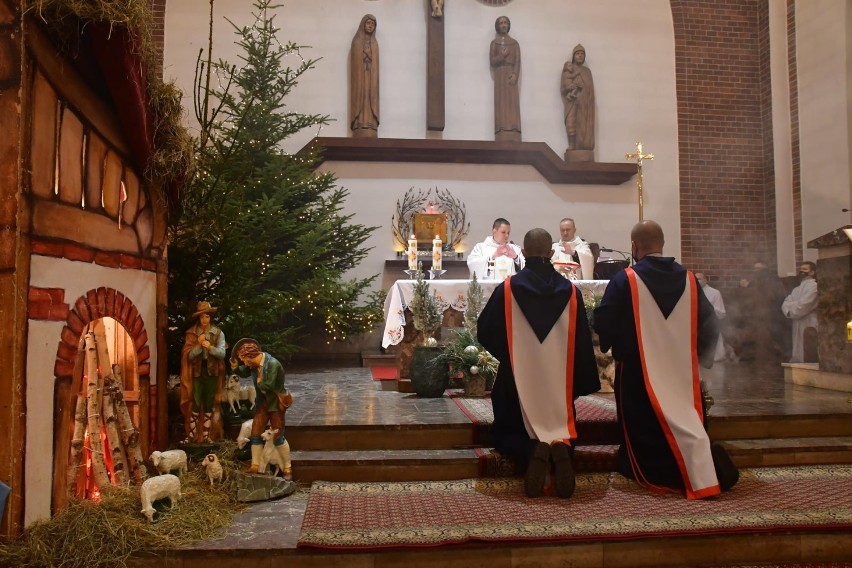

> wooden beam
[426,11,445,131]
[298,137,637,186]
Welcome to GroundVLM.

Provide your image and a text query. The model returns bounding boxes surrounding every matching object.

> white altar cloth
[381,279,609,348]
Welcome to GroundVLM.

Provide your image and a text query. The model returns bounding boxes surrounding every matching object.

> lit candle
[407,234,418,270]
[432,235,443,270]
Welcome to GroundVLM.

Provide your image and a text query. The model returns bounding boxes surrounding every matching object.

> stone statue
[490,16,521,142]
[179,301,226,444]
[431,0,444,18]
[350,14,380,138]
[562,44,595,161]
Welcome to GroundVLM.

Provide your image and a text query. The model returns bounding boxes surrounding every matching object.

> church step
[360,350,399,368]
[290,445,621,484]
[708,414,852,440]
[286,423,489,452]
[721,436,852,468]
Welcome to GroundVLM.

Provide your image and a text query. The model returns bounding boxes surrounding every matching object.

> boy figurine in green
[230,338,293,479]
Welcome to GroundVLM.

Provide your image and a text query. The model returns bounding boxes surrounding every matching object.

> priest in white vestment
[467,218,524,280]
[781,261,818,363]
[696,272,727,362]
[551,218,594,280]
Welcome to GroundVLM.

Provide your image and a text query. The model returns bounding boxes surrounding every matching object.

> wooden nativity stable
[0,2,177,537]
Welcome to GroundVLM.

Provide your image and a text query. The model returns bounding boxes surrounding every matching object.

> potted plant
[408,267,447,397]
[584,293,614,392]
[436,328,499,397]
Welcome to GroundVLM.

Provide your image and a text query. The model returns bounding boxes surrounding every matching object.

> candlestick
[407,234,418,271]
[432,235,443,271]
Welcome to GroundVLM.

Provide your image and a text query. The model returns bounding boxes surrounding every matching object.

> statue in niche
[350,14,380,138]
[490,15,521,142]
[562,44,595,161]
[431,0,444,18]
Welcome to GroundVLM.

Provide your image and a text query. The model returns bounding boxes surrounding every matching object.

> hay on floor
[0,442,248,568]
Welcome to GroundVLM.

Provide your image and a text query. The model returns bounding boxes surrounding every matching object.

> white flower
[464,345,478,354]
[470,365,480,375]
[424,337,438,347]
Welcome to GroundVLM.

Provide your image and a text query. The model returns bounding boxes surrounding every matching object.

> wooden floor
[128,361,852,568]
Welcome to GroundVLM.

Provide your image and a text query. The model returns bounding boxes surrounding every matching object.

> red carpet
[370,366,398,380]
[298,465,852,549]
[447,391,616,425]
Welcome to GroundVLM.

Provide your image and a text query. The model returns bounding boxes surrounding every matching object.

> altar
[382,279,610,381]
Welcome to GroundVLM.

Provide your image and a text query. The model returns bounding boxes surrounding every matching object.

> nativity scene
[0,0,850,567]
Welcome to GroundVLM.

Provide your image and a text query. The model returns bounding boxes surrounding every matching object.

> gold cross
[625,141,654,222]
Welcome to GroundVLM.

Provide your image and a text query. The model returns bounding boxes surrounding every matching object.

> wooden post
[101,378,128,485]
[84,332,111,491]
[53,345,85,512]
[108,374,147,484]
[426,2,445,131]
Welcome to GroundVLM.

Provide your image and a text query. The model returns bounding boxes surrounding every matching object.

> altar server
[593,220,738,499]
[478,228,600,498]
[467,218,524,280]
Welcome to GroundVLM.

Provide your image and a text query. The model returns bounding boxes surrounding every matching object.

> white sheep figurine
[201,453,224,486]
[259,427,282,477]
[224,374,257,414]
[150,449,188,476]
[140,474,181,522]
[236,419,253,450]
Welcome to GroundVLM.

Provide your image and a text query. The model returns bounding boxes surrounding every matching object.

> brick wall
[787,0,802,264]
[150,0,166,78]
[671,0,776,290]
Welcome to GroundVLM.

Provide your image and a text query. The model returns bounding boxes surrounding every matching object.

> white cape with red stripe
[505,279,578,445]
[626,268,720,499]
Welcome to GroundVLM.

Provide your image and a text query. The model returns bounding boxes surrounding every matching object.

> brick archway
[48,287,154,512]
[52,287,151,380]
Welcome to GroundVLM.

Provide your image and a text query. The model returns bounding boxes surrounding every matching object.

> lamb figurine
[224,374,257,414]
[150,449,188,476]
[202,453,223,486]
[259,428,283,477]
[236,419,253,450]
[140,474,181,522]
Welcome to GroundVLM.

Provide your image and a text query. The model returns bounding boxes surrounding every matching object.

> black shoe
[550,442,576,499]
[711,442,739,491]
[524,442,550,498]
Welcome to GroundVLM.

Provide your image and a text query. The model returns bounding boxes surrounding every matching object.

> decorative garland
[391,187,471,250]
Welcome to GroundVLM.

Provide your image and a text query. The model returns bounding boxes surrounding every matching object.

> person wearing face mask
[781,261,818,363]
[467,218,525,280]
[695,272,728,362]
[593,221,738,498]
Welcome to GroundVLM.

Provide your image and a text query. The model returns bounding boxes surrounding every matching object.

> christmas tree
[168,0,381,367]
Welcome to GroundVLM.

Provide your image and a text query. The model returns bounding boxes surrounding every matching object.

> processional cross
[625,141,654,222]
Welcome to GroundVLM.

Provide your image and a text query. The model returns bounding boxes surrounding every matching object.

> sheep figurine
[258,428,282,477]
[236,419,253,450]
[150,449,188,476]
[224,374,257,414]
[140,474,181,522]
[201,453,223,486]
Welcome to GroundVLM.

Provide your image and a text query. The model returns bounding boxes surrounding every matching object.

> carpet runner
[298,465,852,549]
[447,391,616,426]
[370,366,398,380]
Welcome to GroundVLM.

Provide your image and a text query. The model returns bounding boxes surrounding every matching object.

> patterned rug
[298,465,852,549]
[447,391,616,426]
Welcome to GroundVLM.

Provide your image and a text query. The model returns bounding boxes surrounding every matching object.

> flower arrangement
[583,293,603,328]
[409,265,443,346]
[436,328,499,388]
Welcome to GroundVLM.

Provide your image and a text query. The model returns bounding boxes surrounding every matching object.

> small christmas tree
[409,266,442,345]
[464,273,484,333]
[167,0,381,366]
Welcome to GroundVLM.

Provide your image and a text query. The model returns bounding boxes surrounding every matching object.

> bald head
[523,228,554,258]
[630,220,665,259]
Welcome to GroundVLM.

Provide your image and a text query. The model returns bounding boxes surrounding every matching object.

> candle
[432,235,443,270]
[407,234,418,270]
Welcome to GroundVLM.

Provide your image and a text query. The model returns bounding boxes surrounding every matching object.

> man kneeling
[478,228,601,497]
